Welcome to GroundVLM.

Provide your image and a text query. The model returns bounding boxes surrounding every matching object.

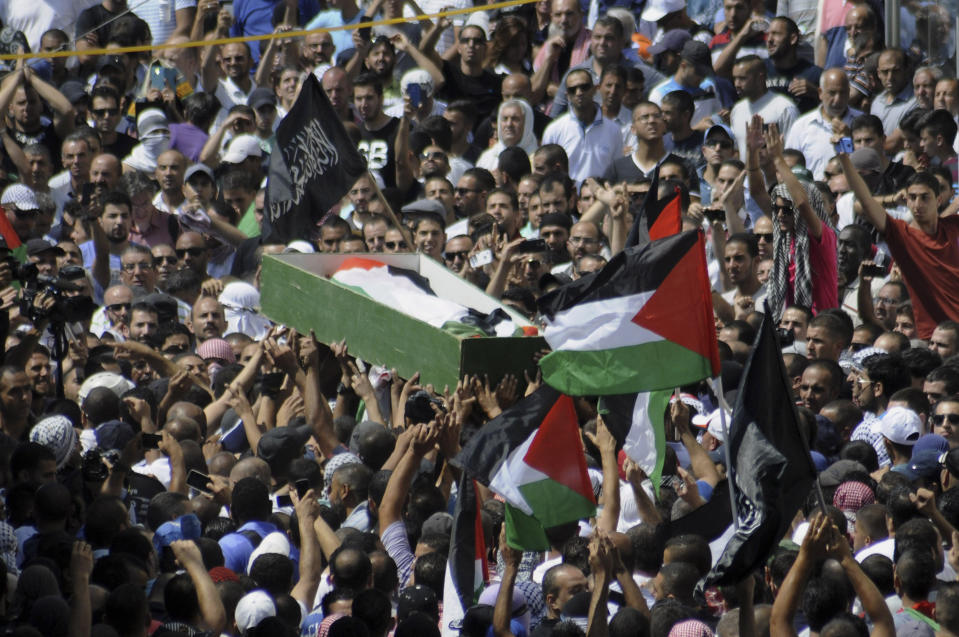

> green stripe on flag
[517,479,596,528]
[504,503,550,550]
[540,340,713,396]
[645,390,670,497]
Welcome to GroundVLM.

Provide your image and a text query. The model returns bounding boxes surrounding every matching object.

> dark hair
[10,442,55,481]
[894,517,939,561]
[146,491,190,531]
[183,92,221,130]
[533,145,569,173]
[352,589,394,636]
[354,72,384,94]
[231,477,271,524]
[100,190,132,214]
[164,572,200,623]
[498,147,531,184]
[84,496,128,549]
[661,89,694,116]
[860,554,894,596]
[840,440,879,471]
[250,553,295,596]
[850,114,884,138]
[811,310,854,348]
[899,107,931,135]
[801,576,850,632]
[412,551,446,599]
[864,353,911,397]
[726,232,759,258]
[938,582,959,633]
[609,607,650,637]
[906,171,941,195]
[927,365,959,394]
[919,108,959,147]
[663,534,711,577]
[462,167,496,192]
[416,116,453,151]
[895,550,936,600]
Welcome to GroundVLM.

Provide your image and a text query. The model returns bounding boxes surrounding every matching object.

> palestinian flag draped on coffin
[537,230,720,396]
[453,386,595,550]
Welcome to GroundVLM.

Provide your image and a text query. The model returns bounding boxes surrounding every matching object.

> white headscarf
[218,282,272,340]
[476,98,538,170]
[123,108,170,173]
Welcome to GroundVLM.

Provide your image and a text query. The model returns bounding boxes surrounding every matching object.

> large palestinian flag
[537,230,720,396]
[454,386,595,550]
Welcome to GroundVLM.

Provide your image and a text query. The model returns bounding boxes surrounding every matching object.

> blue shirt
[305,9,362,58]
[230,0,323,63]
[218,520,278,573]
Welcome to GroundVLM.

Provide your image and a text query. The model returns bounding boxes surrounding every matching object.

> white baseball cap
[222,134,264,164]
[234,590,276,635]
[641,0,685,22]
[873,406,921,446]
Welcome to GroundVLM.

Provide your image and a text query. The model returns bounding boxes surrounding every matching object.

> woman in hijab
[476,99,538,171]
[747,118,837,318]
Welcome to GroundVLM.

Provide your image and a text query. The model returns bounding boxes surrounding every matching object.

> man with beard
[330,462,374,531]
[836,224,878,325]
[486,189,522,241]
[175,232,210,279]
[24,347,53,416]
[454,169,494,220]
[764,17,821,114]
[88,153,122,210]
[354,73,400,188]
[189,296,228,344]
[861,280,907,331]
[539,213,572,266]
[82,190,141,294]
[721,233,766,317]
[565,221,602,268]
[152,244,178,291]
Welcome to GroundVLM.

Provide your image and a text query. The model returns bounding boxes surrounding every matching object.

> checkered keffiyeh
[668,620,714,637]
[833,481,876,513]
[29,416,77,470]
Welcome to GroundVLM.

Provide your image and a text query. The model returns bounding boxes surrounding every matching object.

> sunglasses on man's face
[385,241,408,250]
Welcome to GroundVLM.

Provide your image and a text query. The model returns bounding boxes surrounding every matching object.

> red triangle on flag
[631,233,720,374]
[523,395,595,504]
[648,193,681,240]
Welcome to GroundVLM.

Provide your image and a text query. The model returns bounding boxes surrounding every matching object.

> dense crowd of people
[0,0,956,635]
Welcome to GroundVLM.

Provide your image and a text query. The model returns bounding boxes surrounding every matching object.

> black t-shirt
[438,60,502,124]
[104,133,138,161]
[531,618,559,637]
[604,152,700,191]
[765,58,822,114]
[358,117,401,189]
[76,4,122,45]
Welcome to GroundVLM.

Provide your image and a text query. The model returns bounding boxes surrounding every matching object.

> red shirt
[884,215,959,339]
[787,223,838,314]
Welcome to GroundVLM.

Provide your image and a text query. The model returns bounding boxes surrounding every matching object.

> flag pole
[712,376,739,529]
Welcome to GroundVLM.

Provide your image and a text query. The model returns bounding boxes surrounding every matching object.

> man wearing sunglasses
[89,86,136,160]
[933,397,959,448]
[1,184,39,242]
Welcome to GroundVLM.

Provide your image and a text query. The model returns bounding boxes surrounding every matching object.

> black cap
[25,238,64,257]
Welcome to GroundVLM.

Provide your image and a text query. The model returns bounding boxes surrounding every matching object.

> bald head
[90,153,122,190]
[502,74,532,101]
[230,457,272,485]
[819,68,851,119]
[168,401,206,435]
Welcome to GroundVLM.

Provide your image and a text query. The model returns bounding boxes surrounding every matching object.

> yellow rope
[0,0,538,61]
